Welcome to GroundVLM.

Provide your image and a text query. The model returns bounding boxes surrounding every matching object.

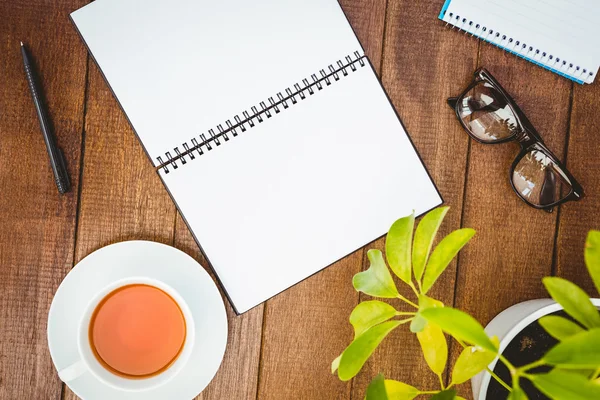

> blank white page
[71,0,363,165]
[441,0,600,83]
[160,65,442,313]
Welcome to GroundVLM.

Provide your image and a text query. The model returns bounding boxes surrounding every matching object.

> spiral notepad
[71,0,442,313]
[440,0,600,84]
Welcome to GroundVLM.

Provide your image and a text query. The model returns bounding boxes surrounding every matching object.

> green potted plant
[332,207,600,399]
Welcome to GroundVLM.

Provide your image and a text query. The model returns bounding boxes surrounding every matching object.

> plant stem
[395,311,416,316]
[487,367,513,392]
[517,359,546,373]
[512,370,520,390]
[408,282,420,297]
[494,353,519,393]
[397,294,419,309]
[438,373,445,390]
[498,354,516,372]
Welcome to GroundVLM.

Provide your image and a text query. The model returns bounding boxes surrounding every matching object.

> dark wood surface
[1,1,599,399]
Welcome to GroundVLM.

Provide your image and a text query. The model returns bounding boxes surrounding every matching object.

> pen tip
[20,41,24,46]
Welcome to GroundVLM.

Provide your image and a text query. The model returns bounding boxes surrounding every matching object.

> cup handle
[58,360,87,382]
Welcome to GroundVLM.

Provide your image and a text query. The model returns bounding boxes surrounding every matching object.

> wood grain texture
[2,1,600,399]
[455,48,572,323]
[62,60,178,400]
[71,61,177,260]
[174,215,263,400]
[555,81,600,293]
[452,40,573,400]
[349,1,477,397]
[255,1,387,399]
[0,0,87,398]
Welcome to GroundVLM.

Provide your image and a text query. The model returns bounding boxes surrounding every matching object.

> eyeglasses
[447,68,584,212]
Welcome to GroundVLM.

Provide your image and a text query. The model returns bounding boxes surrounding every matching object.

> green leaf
[507,387,528,400]
[543,328,600,368]
[353,250,399,298]
[455,397,467,400]
[417,322,448,376]
[412,207,449,284]
[386,213,415,284]
[410,314,427,333]
[331,354,341,374]
[429,389,456,400]
[350,301,398,338]
[554,367,596,378]
[585,230,600,295]
[543,277,600,329]
[422,229,475,294]
[383,379,419,400]
[451,343,497,385]
[338,320,402,381]
[421,307,497,352]
[530,370,600,400]
[365,374,388,400]
[538,315,584,341]
[411,295,444,333]
[363,376,421,400]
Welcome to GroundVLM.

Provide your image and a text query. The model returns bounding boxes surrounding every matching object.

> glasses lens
[512,148,573,207]
[458,82,519,142]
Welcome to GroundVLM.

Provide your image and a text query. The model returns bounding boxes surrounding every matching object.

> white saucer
[48,241,228,400]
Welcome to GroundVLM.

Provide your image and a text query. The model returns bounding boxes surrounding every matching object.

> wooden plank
[0,0,88,398]
[71,62,177,257]
[452,39,573,399]
[349,1,477,398]
[62,59,178,399]
[173,215,263,400]
[339,0,386,66]
[455,49,572,322]
[555,82,600,293]
[255,1,387,399]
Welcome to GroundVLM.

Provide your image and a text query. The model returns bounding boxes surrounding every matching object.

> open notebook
[440,0,600,84]
[71,0,442,313]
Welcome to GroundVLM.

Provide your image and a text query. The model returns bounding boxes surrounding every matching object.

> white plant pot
[471,298,600,400]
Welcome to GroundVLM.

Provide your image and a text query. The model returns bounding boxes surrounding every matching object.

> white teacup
[57,276,196,392]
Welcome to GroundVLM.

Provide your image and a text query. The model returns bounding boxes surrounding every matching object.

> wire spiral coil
[441,10,594,83]
[157,50,367,173]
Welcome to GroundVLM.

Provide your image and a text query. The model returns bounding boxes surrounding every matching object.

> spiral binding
[157,50,367,173]
[440,10,594,84]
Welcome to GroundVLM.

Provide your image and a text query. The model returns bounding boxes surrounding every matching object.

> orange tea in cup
[88,284,186,378]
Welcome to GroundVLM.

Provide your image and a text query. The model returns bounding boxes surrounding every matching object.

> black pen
[21,41,70,194]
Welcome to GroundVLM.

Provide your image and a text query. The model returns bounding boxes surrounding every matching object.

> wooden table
[1,0,599,399]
